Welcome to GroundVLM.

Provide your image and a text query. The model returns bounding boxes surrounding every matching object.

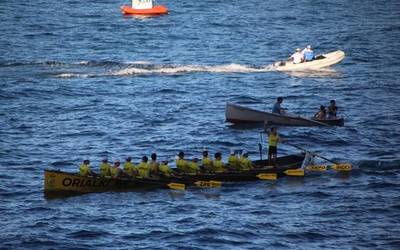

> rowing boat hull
[273,50,345,71]
[225,103,344,127]
[44,154,304,196]
[44,170,165,197]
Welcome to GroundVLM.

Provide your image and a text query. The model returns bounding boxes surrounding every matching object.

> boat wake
[111,63,274,76]
[54,62,276,78]
[3,59,339,78]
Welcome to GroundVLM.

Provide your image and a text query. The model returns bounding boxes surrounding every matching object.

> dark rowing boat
[44,154,305,197]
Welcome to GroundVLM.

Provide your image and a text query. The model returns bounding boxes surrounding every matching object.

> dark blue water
[1,0,400,248]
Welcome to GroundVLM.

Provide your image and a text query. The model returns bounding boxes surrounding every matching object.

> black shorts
[268,146,277,155]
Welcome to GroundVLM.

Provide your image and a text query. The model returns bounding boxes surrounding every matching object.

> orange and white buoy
[121,0,168,15]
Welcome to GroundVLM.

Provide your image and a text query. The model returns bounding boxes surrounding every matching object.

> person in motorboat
[313,105,327,120]
[327,100,338,119]
[239,151,253,171]
[212,152,225,172]
[149,153,159,176]
[137,156,150,178]
[123,156,137,177]
[201,149,213,172]
[272,97,287,115]
[267,127,281,167]
[100,158,112,177]
[110,159,122,178]
[290,48,304,64]
[79,159,95,176]
[302,45,315,62]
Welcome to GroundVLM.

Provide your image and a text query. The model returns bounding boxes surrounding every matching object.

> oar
[257,173,277,180]
[284,168,305,176]
[167,182,185,190]
[285,143,352,171]
[305,165,327,171]
[194,180,222,188]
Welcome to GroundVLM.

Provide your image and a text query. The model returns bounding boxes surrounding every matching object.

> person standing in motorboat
[302,45,315,62]
[290,48,304,64]
[272,97,287,115]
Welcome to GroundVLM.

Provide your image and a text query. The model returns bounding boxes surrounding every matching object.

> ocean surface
[1,0,400,248]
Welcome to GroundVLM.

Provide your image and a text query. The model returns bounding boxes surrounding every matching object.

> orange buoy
[121,5,168,15]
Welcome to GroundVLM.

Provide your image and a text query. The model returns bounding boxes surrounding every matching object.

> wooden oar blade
[257,173,277,180]
[167,182,185,190]
[194,180,222,188]
[331,163,352,171]
[305,165,328,171]
[284,169,305,176]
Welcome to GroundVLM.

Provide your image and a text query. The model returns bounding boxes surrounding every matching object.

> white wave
[125,60,152,65]
[77,61,90,65]
[110,63,274,76]
[56,73,93,78]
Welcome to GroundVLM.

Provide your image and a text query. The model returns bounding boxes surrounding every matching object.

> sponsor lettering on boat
[62,177,110,188]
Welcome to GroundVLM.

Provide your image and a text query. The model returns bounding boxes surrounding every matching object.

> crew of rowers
[79,149,254,178]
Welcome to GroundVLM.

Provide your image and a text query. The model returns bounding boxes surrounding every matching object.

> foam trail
[54,62,276,78]
[111,63,274,76]
[56,73,95,78]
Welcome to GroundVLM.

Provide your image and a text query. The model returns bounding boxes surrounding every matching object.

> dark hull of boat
[171,154,305,182]
[44,154,305,197]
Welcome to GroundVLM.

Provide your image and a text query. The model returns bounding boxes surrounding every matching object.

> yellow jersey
[228,155,239,169]
[110,167,121,177]
[159,164,172,176]
[176,159,188,172]
[269,133,280,147]
[213,160,225,172]
[239,156,252,171]
[100,163,111,177]
[123,162,135,176]
[187,162,199,173]
[79,164,90,176]
[137,162,150,178]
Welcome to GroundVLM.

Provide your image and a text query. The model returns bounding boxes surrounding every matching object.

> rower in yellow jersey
[149,153,159,176]
[99,158,111,177]
[79,159,92,176]
[212,152,225,172]
[176,151,189,173]
[137,156,150,178]
[267,127,281,166]
[123,156,137,177]
[159,160,173,177]
[201,149,213,172]
[239,151,252,171]
[227,149,239,171]
[187,158,199,174]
